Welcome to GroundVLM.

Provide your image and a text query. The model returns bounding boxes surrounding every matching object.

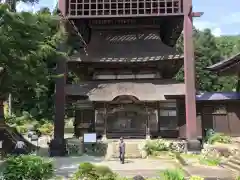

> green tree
[0,4,65,119]
[176,29,235,92]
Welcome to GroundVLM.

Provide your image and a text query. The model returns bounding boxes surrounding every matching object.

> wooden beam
[191,12,204,17]
[184,1,198,139]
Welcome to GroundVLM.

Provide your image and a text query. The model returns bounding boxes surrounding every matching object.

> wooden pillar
[102,103,107,140]
[145,104,150,139]
[183,0,197,140]
[50,54,67,156]
[0,100,4,124]
[236,73,240,92]
[54,56,66,139]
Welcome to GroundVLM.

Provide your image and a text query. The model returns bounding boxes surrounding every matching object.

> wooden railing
[67,0,183,18]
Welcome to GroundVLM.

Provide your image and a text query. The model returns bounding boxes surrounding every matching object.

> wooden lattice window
[68,0,183,17]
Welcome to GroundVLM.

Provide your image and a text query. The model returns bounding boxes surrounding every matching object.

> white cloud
[193,20,222,36]
[16,2,35,12]
[193,20,215,31]
[212,28,222,37]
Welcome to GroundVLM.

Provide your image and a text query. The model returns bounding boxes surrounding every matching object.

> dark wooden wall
[178,100,240,138]
[74,100,240,139]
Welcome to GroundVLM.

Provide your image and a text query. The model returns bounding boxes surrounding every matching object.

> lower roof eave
[65,81,185,101]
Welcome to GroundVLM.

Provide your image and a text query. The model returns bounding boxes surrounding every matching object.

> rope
[58,11,88,56]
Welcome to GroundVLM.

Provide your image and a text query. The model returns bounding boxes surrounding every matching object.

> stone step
[105,140,146,159]
[222,161,240,174]
[229,158,240,166]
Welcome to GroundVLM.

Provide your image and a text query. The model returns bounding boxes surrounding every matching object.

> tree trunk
[0,100,4,124]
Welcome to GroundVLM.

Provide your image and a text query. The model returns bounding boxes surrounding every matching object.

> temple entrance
[106,98,147,138]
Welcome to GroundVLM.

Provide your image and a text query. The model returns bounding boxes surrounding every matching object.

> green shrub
[94,165,114,176]
[199,156,221,166]
[71,162,117,180]
[160,169,185,180]
[72,162,95,179]
[144,139,169,155]
[38,122,54,135]
[84,142,108,156]
[236,176,240,180]
[3,155,54,180]
[207,133,231,144]
[189,176,204,180]
[16,125,28,134]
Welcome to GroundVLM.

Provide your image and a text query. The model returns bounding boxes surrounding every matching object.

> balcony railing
[67,0,183,18]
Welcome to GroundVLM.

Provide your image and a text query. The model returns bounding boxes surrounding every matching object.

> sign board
[83,133,96,143]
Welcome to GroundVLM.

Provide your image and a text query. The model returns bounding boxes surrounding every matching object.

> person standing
[14,140,26,155]
[119,137,125,164]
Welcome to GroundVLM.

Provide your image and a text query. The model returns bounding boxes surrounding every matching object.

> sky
[16,0,240,37]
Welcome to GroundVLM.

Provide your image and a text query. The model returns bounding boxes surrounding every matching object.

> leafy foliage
[176,28,238,92]
[0,4,68,120]
[207,133,231,145]
[3,155,54,180]
[71,162,117,180]
[159,168,185,180]
[144,139,169,155]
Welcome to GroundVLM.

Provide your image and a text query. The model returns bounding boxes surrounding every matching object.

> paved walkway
[53,155,177,178]
[183,166,234,180]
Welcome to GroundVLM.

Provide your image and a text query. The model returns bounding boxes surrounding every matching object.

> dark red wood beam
[191,12,204,17]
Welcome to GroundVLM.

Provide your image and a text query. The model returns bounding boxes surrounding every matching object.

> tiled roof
[196,92,240,101]
[65,80,185,101]
[207,53,240,71]
[68,30,183,63]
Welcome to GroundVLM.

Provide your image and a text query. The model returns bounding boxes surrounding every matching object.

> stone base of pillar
[49,138,67,157]
[146,134,151,140]
[186,139,201,152]
[102,134,107,141]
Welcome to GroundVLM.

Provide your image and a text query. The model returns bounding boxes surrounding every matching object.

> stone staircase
[221,153,240,176]
[0,123,36,155]
[220,140,240,176]
[105,139,147,160]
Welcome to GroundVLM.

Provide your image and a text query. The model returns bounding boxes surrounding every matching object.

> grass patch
[198,157,221,166]
[148,151,175,159]
[177,153,221,167]
[159,168,185,180]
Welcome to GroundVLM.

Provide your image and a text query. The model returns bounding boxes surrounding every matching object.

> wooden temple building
[50,0,240,155]
[51,0,203,155]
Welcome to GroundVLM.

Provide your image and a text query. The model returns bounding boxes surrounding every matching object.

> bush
[71,162,117,180]
[3,155,54,180]
[84,142,108,156]
[207,133,231,144]
[16,125,28,134]
[159,169,185,180]
[144,139,169,155]
[38,122,54,135]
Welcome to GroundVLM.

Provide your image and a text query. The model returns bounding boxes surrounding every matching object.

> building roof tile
[65,80,185,101]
